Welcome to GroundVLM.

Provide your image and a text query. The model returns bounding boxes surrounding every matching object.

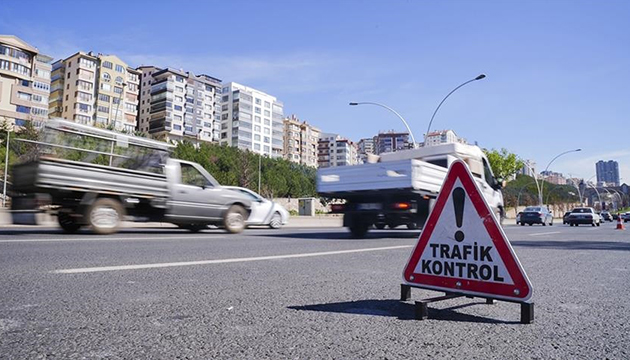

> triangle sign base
[400,284,535,324]
[402,160,533,303]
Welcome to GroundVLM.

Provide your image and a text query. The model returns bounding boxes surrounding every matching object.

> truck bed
[12,157,169,200]
[317,159,447,197]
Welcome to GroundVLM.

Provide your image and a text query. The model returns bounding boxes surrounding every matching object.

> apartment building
[596,160,620,187]
[424,129,466,147]
[220,82,284,158]
[357,137,375,163]
[137,66,222,143]
[49,52,140,132]
[283,114,320,167]
[540,170,567,185]
[374,130,410,154]
[317,133,359,168]
[0,35,52,127]
[518,159,537,177]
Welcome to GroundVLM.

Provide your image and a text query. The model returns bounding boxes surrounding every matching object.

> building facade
[357,137,375,163]
[518,159,537,177]
[596,160,620,187]
[0,35,52,127]
[137,66,222,143]
[317,133,358,168]
[424,129,466,147]
[220,82,284,157]
[49,52,140,132]
[540,170,567,185]
[283,114,320,167]
[374,130,409,154]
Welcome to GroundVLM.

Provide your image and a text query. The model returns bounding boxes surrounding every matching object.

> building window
[101,83,111,91]
[264,110,270,117]
[174,124,182,130]
[255,107,261,114]
[16,105,31,114]
[255,98,261,105]
[114,86,123,94]
[115,64,124,73]
[102,73,111,82]
[115,76,123,85]
[254,134,261,141]
[176,76,184,83]
[97,105,110,113]
[102,61,113,69]
[174,105,182,111]
[264,101,270,108]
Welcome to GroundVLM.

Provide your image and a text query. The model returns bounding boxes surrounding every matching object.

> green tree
[483,148,524,180]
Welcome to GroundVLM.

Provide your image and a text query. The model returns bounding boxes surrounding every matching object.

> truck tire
[58,212,81,233]
[87,198,124,235]
[224,205,246,234]
[349,221,369,238]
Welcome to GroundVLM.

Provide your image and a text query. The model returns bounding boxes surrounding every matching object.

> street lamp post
[538,149,582,205]
[425,74,486,143]
[349,102,417,148]
[112,83,127,130]
[519,159,542,207]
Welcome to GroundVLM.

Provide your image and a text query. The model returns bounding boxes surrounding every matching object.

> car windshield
[524,207,542,212]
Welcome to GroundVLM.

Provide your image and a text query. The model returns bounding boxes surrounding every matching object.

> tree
[483,148,523,180]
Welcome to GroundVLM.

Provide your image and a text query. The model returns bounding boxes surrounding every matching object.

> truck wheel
[224,205,246,234]
[375,224,386,230]
[58,212,81,233]
[407,222,419,230]
[87,198,123,235]
[349,221,369,238]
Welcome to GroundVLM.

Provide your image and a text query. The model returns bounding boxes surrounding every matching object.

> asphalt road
[1,222,629,359]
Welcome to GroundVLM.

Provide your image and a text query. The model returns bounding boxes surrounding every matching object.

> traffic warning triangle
[403,160,532,302]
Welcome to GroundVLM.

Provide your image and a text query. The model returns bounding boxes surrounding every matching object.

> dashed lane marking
[529,231,561,236]
[52,245,414,274]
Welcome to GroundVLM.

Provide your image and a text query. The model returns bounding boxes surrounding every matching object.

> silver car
[224,186,290,229]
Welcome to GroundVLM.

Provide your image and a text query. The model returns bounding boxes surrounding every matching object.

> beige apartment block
[0,35,52,127]
[49,51,140,132]
[283,114,320,167]
[137,66,222,143]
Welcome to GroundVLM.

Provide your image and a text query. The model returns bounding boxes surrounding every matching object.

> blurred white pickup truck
[317,142,505,237]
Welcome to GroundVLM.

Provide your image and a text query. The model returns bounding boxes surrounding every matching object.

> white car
[224,186,289,228]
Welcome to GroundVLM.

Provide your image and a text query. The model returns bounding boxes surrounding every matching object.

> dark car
[600,211,612,222]
[519,206,553,226]
[516,211,523,225]
[567,207,601,227]
[563,211,572,224]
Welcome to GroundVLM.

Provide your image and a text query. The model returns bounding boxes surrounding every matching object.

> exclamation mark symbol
[452,187,465,242]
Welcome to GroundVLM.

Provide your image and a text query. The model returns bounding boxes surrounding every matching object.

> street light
[349,102,417,148]
[425,74,486,143]
[538,148,582,205]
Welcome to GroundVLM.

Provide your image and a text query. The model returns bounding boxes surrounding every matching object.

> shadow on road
[0,228,225,236]
[288,299,519,324]
[259,231,421,240]
[512,240,630,252]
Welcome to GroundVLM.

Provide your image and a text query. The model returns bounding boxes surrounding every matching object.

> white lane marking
[53,245,414,274]
[0,235,224,243]
[529,231,561,236]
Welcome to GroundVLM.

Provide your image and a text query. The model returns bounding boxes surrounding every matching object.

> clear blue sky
[2,0,629,182]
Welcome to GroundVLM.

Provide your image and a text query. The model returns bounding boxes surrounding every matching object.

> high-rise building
[518,159,537,177]
[596,160,620,186]
[136,66,222,143]
[220,82,284,157]
[283,114,320,167]
[317,133,359,168]
[0,35,52,127]
[49,52,140,132]
[357,137,375,163]
[374,130,410,154]
[424,129,466,147]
